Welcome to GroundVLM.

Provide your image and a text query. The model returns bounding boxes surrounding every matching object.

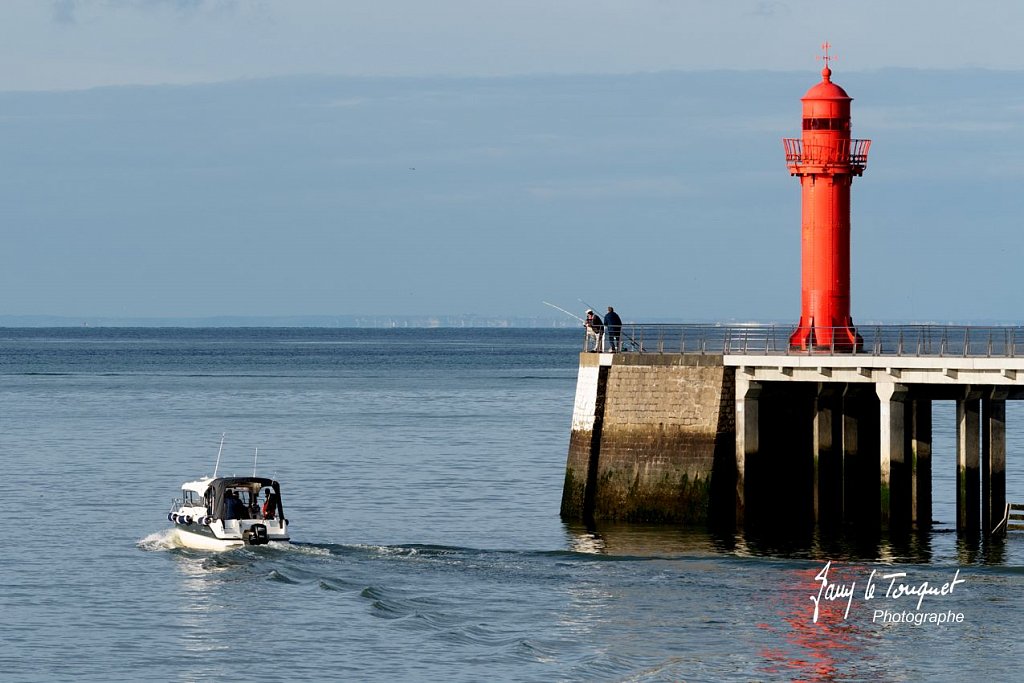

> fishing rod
[542,300,585,323]
[253,447,259,477]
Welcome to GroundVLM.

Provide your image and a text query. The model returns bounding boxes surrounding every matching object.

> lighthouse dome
[802,67,850,101]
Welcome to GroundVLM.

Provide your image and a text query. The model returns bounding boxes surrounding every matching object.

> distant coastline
[0,314,577,328]
[0,315,1015,328]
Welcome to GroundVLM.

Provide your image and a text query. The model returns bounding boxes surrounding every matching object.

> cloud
[750,1,791,18]
[526,176,697,201]
[51,0,76,24]
[50,0,237,24]
[324,97,370,109]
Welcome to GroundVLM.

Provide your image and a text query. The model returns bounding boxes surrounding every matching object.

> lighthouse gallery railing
[593,324,1024,358]
[783,138,871,168]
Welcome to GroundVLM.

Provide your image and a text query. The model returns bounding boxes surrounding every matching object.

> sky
[2,1,1024,323]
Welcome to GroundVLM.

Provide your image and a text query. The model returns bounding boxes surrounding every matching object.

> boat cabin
[180,476,284,521]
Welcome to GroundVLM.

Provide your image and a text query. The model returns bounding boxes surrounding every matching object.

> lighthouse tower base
[789,317,864,353]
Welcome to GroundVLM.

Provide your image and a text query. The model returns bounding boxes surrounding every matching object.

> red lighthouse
[784,44,870,351]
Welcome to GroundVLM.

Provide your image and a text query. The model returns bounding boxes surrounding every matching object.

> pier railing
[589,324,1024,358]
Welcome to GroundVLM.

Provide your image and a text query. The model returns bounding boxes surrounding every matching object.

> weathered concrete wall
[561,353,735,523]
[560,358,604,519]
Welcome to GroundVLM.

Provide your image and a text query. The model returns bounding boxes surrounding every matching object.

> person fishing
[604,306,622,352]
[585,309,604,352]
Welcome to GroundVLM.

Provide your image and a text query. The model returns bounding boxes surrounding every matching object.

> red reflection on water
[756,563,872,682]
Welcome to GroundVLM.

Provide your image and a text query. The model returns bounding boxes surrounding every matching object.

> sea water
[0,327,1021,682]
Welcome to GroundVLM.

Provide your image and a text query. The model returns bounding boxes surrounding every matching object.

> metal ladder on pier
[993,503,1024,535]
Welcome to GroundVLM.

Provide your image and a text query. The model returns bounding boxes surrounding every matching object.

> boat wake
[137,529,179,551]
[138,529,329,556]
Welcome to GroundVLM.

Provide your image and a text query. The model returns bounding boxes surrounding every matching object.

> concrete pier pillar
[956,393,981,533]
[814,384,843,525]
[910,399,932,529]
[841,388,856,522]
[842,385,878,524]
[735,377,761,525]
[877,383,910,527]
[982,395,1007,535]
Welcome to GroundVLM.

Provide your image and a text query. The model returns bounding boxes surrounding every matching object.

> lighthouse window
[803,118,849,131]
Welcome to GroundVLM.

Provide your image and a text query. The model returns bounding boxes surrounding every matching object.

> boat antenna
[213,433,226,478]
[543,301,584,323]
[253,447,259,477]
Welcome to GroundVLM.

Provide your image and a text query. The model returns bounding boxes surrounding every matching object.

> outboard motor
[244,524,270,546]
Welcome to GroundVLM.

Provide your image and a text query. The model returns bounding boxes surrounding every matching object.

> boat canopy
[207,477,284,521]
[181,478,214,496]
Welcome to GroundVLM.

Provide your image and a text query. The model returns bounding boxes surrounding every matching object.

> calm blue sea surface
[1,328,1021,682]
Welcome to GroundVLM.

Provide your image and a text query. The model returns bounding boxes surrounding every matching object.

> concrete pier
[561,353,734,523]
[561,327,1024,534]
[728,355,1021,533]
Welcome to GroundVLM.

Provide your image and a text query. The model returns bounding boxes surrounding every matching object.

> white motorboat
[168,476,291,550]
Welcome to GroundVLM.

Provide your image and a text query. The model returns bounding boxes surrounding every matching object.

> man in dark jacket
[604,306,622,352]
[224,490,246,520]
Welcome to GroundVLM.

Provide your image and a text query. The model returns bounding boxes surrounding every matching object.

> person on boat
[224,490,246,520]
[261,487,278,520]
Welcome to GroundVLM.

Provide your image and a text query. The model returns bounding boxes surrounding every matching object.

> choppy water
[1,328,1021,682]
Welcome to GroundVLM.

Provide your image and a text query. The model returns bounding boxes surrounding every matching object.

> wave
[267,569,302,585]
[136,529,179,551]
[140,534,1024,582]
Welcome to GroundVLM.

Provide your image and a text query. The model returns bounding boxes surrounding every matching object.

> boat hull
[170,519,290,551]
[173,525,246,551]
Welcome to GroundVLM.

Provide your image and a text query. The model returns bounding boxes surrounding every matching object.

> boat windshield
[182,490,205,507]
[233,488,255,508]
